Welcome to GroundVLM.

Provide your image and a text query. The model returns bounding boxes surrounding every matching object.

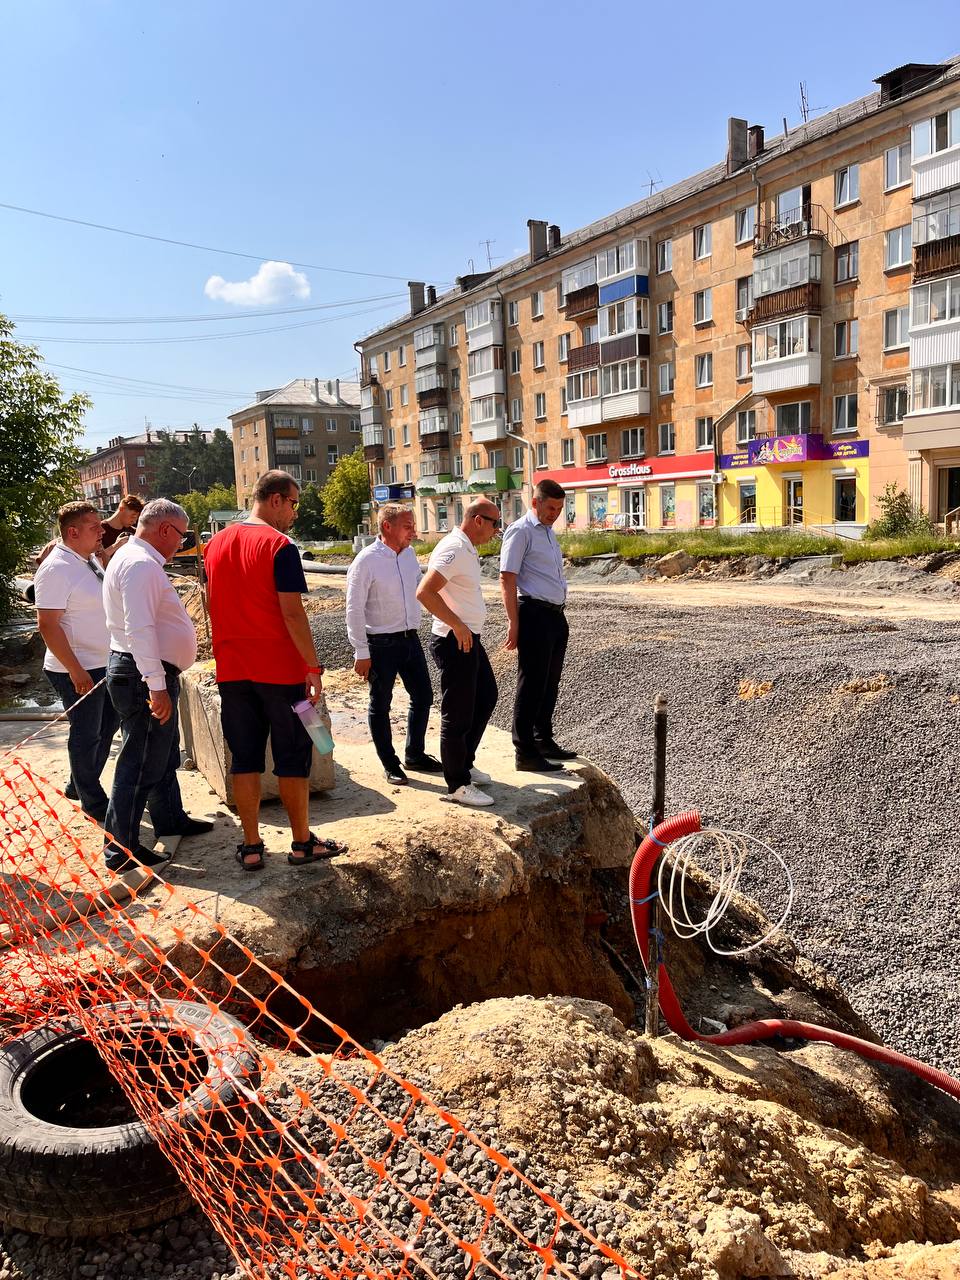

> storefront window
[835,478,857,523]
[564,492,576,526]
[660,484,676,528]
[739,482,757,525]
[697,483,716,527]
[437,501,449,532]
[588,490,607,526]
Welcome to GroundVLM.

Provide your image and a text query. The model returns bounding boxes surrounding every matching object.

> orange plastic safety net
[0,754,644,1280]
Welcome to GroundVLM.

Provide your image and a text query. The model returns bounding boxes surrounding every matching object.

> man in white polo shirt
[34,501,119,822]
[416,498,500,808]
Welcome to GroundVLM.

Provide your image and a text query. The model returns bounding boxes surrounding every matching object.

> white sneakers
[469,767,492,785]
[442,783,495,808]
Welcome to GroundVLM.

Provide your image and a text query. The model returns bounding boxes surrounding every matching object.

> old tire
[0,1000,258,1237]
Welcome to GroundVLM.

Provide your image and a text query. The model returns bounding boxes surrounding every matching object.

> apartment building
[230,378,361,509]
[357,56,960,537]
[78,429,214,515]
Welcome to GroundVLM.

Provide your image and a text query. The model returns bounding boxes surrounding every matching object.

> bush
[863,483,931,540]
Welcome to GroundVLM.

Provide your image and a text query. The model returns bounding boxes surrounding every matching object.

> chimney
[408,281,426,315]
[335,377,340,400]
[548,224,561,251]
[146,429,152,443]
[726,117,748,174]
[527,219,548,264]
[314,377,320,403]
[327,380,334,395]
[747,124,765,160]
[425,284,437,306]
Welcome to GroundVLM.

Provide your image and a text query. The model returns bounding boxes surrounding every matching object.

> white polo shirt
[427,527,486,638]
[33,544,110,674]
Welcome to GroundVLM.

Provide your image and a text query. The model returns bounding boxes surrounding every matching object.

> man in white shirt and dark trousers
[500,478,577,772]
[416,499,500,808]
[34,502,119,822]
[345,503,441,785]
[102,499,212,872]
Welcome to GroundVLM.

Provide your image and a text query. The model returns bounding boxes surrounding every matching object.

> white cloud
[204,260,311,305]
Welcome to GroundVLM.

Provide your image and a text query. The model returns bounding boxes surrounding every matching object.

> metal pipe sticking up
[645,693,668,1037]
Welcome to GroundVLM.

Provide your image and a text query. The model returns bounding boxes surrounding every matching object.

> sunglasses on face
[477,513,501,528]
[283,495,300,510]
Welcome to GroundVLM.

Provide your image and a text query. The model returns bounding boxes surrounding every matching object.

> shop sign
[720,433,870,469]
[372,484,416,502]
[827,439,869,460]
[608,461,653,479]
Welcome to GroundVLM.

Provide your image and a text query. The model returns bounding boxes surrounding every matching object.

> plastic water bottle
[293,699,334,754]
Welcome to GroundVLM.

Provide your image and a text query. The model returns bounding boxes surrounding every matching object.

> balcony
[754,204,831,253]
[360,403,383,428]
[419,451,451,476]
[913,145,960,200]
[466,315,504,352]
[419,427,450,451]
[471,415,508,443]
[362,426,384,462]
[414,327,447,370]
[600,334,650,363]
[467,368,505,399]
[752,352,821,394]
[747,282,821,326]
[466,465,511,492]
[563,283,599,317]
[598,275,649,306]
[567,342,600,373]
[914,234,960,282]
[602,390,651,420]
[567,397,602,430]
[417,385,449,409]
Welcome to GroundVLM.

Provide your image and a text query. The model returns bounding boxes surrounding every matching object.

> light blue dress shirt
[345,538,422,659]
[499,508,567,605]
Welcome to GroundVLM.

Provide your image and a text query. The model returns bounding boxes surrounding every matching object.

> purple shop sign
[720,433,868,469]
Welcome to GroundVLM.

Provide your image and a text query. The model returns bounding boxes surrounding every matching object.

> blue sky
[1,0,956,454]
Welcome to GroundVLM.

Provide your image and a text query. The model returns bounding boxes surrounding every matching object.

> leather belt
[519,597,565,613]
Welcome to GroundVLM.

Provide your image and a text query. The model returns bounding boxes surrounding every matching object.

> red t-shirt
[204,522,309,684]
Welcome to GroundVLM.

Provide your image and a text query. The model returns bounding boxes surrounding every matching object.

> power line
[0,200,420,281]
[7,293,406,325]
[42,361,254,396]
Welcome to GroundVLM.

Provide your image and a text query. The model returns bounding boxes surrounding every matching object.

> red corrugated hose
[629,811,960,1102]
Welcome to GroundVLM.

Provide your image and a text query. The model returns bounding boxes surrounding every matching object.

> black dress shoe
[171,817,215,837]
[515,752,564,773]
[404,753,443,774]
[536,740,578,761]
[384,763,409,785]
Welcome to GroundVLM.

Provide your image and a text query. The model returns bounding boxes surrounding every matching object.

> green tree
[293,483,334,540]
[174,483,238,535]
[0,315,88,622]
[151,425,236,496]
[319,448,369,537]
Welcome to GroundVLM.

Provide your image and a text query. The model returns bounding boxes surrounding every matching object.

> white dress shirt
[345,538,422,660]
[426,528,486,638]
[103,537,198,690]
[34,544,110,673]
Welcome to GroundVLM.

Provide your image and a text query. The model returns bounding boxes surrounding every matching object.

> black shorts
[218,680,313,778]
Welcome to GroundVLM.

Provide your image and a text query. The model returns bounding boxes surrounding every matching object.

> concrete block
[178,661,334,806]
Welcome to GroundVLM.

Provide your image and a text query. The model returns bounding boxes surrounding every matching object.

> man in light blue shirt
[345,504,440,784]
[500,478,577,771]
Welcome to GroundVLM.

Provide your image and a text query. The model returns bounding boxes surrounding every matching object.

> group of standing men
[346,477,574,808]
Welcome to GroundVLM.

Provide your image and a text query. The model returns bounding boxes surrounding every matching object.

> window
[305,469,317,483]
[695,416,714,451]
[586,433,608,462]
[879,385,908,425]
[449,325,459,346]
[511,445,524,471]
[453,454,463,477]
[398,344,406,366]
[328,445,339,466]
[736,409,756,444]
[739,481,757,524]
[736,343,752,380]
[415,323,445,352]
[658,422,675,454]
[468,346,505,377]
[885,140,911,191]
[835,477,857,523]
[470,452,481,470]
[300,418,312,435]
[558,333,570,362]
[698,483,716,526]
[404,463,412,483]
[510,349,521,374]
[562,438,575,465]
[660,483,676,527]
[387,427,395,447]
[752,316,820,362]
[753,242,822,298]
[835,163,860,207]
[400,385,409,407]
[511,397,522,424]
[884,306,909,350]
[375,467,384,485]
[695,353,713,387]
[911,363,960,410]
[694,288,713,325]
[385,390,394,410]
[566,369,599,402]
[136,455,146,467]
[734,276,753,318]
[693,223,712,259]
[452,412,462,435]
[885,225,912,270]
[369,355,378,378]
[658,361,675,395]
[275,415,295,428]
[735,205,756,245]
[533,340,545,369]
[451,368,460,390]
[657,300,674,334]
[531,290,544,319]
[599,296,648,339]
[402,424,410,446]
[621,427,644,457]
[464,299,501,331]
[912,107,960,160]
[254,446,260,461]
[912,275,960,327]
[834,393,858,434]
[389,465,397,483]
[383,351,391,372]
[470,395,504,423]
[597,237,646,281]
[508,300,519,325]
[561,385,568,414]
[561,259,597,301]
[835,241,859,282]
[914,189,960,246]
[656,238,672,273]
[775,401,812,433]
[536,442,548,469]
[535,392,547,419]
[350,418,361,432]
[601,358,646,396]
[835,319,858,358]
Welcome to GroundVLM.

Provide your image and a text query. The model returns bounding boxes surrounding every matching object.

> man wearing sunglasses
[102,498,212,872]
[416,499,500,808]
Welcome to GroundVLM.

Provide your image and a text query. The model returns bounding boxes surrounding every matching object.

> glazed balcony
[362,425,384,462]
[563,283,599,317]
[914,233,960,282]
[417,385,449,410]
[747,281,821,326]
[567,342,600,373]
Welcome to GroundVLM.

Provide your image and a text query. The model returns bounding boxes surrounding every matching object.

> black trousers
[512,598,569,752]
[366,631,433,769]
[429,631,498,792]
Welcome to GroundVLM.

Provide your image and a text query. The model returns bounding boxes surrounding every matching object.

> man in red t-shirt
[204,470,347,871]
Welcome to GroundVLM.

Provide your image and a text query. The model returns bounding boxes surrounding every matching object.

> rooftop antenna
[645,170,662,197]
[799,80,810,123]
[479,238,496,270]
[782,115,789,136]
[467,257,476,273]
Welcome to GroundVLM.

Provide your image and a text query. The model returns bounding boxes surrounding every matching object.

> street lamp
[172,466,199,493]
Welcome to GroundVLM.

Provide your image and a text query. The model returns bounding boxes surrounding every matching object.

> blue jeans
[103,653,188,858]
[45,667,118,822]
[366,631,433,769]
